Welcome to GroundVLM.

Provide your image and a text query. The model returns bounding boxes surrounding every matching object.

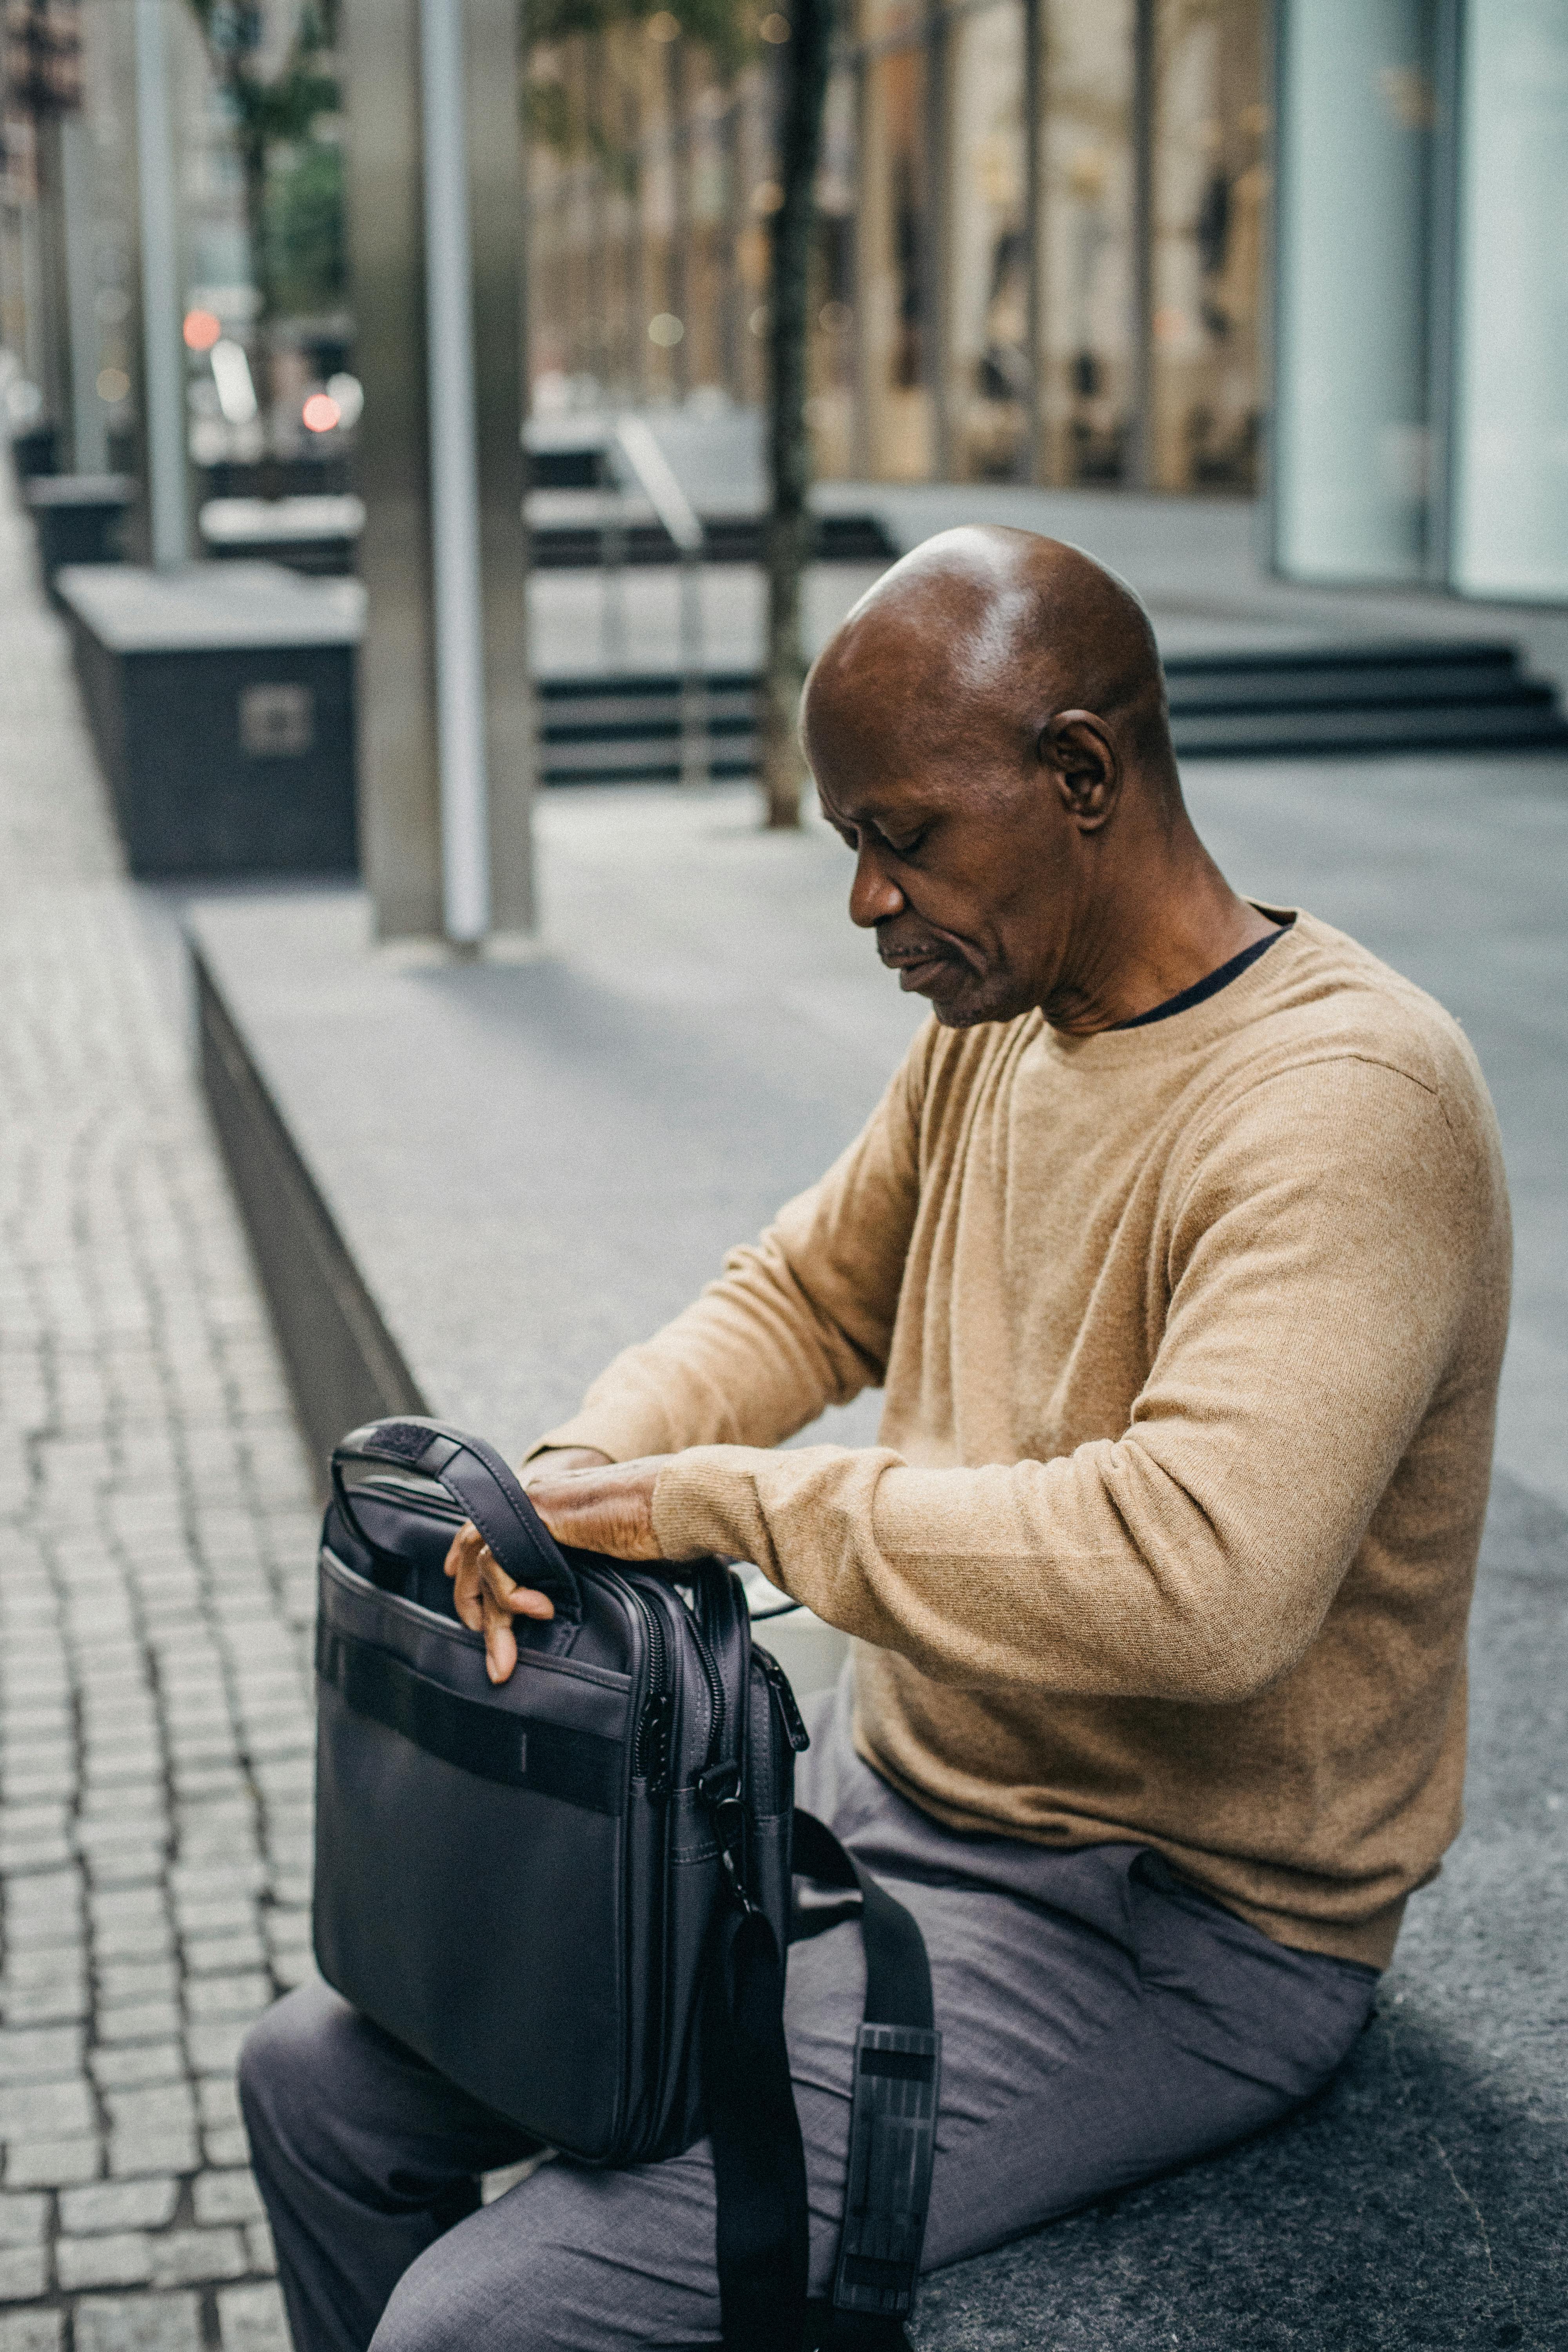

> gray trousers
[240,1675,1378,2352]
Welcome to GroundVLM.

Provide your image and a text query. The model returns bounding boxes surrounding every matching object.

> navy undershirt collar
[1111,920,1289,1031]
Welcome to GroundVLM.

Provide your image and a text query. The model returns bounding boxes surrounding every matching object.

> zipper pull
[754,1647,811,1753]
[636,1690,672,1800]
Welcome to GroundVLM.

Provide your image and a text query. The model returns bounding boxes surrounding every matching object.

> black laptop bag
[312,1416,940,2352]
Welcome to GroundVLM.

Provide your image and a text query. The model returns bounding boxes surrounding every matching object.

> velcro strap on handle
[332,1416,582,1623]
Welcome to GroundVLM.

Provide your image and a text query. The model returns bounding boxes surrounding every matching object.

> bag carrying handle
[330,1416,583,1626]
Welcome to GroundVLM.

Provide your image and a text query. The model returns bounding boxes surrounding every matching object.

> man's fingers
[441,1521,554,1682]
[481,1587,518,1686]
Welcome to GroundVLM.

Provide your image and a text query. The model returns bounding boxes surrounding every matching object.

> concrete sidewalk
[0,451,314,2348]
[187,754,1568,2347]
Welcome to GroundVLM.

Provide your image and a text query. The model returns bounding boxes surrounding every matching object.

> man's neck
[1047,833,1276,1035]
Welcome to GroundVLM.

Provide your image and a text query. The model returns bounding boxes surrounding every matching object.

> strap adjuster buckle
[831,2024,942,2320]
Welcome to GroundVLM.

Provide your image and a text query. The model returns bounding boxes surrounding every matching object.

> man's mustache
[876,924,973,971]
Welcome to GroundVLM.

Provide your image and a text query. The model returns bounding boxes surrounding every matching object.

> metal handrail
[613,416,708,787]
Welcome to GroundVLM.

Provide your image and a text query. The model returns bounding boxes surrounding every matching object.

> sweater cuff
[651,1442,879,1594]
[651,1446,775,1574]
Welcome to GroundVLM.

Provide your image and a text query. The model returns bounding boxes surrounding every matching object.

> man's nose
[849,848,905,929]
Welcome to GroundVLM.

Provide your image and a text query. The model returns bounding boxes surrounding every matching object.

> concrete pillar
[133,0,189,567]
[344,0,534,945]
[60,116,107,473]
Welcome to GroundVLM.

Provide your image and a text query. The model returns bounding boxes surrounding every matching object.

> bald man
[243,531,1510,2352]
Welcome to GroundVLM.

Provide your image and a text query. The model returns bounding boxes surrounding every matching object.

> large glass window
[946,0,1027,481]
[808,67,860,477]
[1272,0,1436,581]
[858,0,933,480]
[1450,0,1568,600]
[1041,0,1135,486]
[1150,0,1267,492]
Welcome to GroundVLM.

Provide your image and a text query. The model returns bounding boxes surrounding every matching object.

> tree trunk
[760,0,833,830]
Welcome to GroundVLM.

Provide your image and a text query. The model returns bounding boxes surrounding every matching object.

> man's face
[808,682,1083,1031]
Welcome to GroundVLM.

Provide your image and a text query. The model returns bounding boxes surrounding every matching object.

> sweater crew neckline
[1045,906,1304,1059]
[1112,920,1289,1030]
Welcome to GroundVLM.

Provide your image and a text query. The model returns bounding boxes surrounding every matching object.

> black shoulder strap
[706,1807,940,2352]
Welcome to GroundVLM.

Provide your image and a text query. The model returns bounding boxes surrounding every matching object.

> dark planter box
[8,422,59,480]
[24,473,135,594]
[57,561,363,879]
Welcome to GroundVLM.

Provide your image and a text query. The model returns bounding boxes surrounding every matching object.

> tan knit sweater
[535,911,1511,1967]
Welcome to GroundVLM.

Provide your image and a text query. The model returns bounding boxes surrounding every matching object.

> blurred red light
[301,393,341,434]
[183,309,222,352]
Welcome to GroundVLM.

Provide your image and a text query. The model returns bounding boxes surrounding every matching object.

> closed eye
[821,811,931,860]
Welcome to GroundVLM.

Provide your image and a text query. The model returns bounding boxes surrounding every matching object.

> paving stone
[182,1933,265,1976]
[216,2281,290,2352]
[4,2078,95,2138]
[0,2137,100,2189]
[170,1899,254,1938]
[183,2021,251,2076]
[54,2230,153,2290]
[73,2292,203,2352]
[201,2126,250,2170]
[59,2176,180,2234]
[0,2192,47,2247]
[194,2078,241,2129]
[89,2043,186,2091]
[243,2218,276,2277]
[0,2025,83,2083]
[101,2084,195,2142]
[0,2312,64,2352]
[96,1964,179,2005]
[2,1979,91,2027]
[268,1950,318,1994]
[106,2131,197,2181]
[0,2242,49,2297]
[191,2170,264,2226]
[148,2224,248,2287]
[184,1975,270,2022]
[96,2002,181,2043]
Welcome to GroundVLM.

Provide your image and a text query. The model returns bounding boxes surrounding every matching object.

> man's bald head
[799,524,1259,1035]
[804,525,1177,803]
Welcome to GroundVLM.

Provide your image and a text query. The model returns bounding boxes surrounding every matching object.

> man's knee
[370,2235,586,2352]
[238,1981,352,2169]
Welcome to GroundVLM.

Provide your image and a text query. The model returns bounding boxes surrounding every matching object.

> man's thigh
[370,1911,866,2352]
[371,1860,1369,2352]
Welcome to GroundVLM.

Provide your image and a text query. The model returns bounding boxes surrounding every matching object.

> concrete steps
[537,638,1568,784]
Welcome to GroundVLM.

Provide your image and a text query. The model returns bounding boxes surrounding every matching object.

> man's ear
[1036,710,1119,830]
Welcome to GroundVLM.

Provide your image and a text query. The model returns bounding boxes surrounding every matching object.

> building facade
[525,0,1269,494]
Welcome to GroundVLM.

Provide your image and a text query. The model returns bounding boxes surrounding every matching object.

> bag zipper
[693,1624,726,1771]
[754,1645,811,1754]
[630,1588,673,1798]
[624,1574,731,1794]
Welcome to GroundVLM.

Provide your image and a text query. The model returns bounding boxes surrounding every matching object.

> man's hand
[443,1449,673,1684]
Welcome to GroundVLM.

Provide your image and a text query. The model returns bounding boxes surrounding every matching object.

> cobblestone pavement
[0,482,319,2348]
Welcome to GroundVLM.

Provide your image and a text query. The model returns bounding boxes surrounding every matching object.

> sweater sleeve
[524,1026,931,1465]
[650,1055,1498,1702]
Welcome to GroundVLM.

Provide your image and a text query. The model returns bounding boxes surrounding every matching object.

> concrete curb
[192,940,425,1486]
